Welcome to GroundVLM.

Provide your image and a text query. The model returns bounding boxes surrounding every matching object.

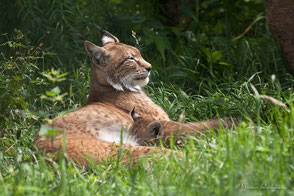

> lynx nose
[145,67,152,72]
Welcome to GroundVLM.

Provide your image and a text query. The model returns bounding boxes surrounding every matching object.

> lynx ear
[101,30,119,45]
[147,120,162,137]
[131,108,143,122]
[84,41,107,65]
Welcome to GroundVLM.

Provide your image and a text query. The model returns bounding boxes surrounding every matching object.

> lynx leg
[63,138,172,165]
[35,133,172,166]
[159,118,240,146]
[194,117,240,131]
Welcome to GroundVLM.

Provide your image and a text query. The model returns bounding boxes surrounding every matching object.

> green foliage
[0,30,46,129]
[1,0,294,195]
[0,0,268,87]
[40,69,68,104]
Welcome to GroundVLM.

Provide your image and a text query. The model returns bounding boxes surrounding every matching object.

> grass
[1,114,294,195]
[1,78,294,195]
[1,1,294,195]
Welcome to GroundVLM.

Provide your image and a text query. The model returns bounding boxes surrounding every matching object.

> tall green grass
[1,0,294,195]
[1,32,294,194]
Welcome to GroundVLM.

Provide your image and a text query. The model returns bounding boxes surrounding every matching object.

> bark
[265,0,294,74]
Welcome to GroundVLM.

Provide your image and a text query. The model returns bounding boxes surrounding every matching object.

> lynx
[130,109,239,146]
[35,30,238,165]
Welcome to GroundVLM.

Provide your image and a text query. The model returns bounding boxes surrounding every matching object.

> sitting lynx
[35,30,238,165]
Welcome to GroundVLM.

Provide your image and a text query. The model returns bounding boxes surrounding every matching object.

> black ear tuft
[73,33,87,40]
[101,30,120,45]
[91,24,119,45]
[131,108,143,122]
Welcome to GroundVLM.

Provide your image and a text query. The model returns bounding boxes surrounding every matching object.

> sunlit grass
[1,112,294,195]
[1,1,294,194]
[1,78,294,195]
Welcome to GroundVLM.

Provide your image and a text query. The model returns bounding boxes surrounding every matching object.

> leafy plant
[0,29,46,131]
[40,68,68,104]
[1,1,294,195]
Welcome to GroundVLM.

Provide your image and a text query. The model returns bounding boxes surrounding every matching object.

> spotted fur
[35,30,238,165]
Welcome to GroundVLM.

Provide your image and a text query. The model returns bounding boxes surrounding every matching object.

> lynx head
[130,108,162,145]
[84,30,152,91]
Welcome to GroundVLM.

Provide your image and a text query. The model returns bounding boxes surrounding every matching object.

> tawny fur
[132,114,239,146]
[36,132,171,165]
[35,30,238,165]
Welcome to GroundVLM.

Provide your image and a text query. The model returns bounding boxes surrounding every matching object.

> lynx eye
[128,56,136,61]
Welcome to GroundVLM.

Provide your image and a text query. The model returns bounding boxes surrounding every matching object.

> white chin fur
[126,76,149,92]
[123,73,150,91]
[107,79,124,91]
[133,77,149,87]
[108,75,150,92]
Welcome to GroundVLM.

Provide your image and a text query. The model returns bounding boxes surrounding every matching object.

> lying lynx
[35,30,239,165]
[130,109,239,146]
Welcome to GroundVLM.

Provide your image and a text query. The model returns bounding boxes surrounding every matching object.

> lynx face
[84,31,152,91]
[130,108,163,145]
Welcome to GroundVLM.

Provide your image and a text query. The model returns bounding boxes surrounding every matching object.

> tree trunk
[265,0,294,74]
